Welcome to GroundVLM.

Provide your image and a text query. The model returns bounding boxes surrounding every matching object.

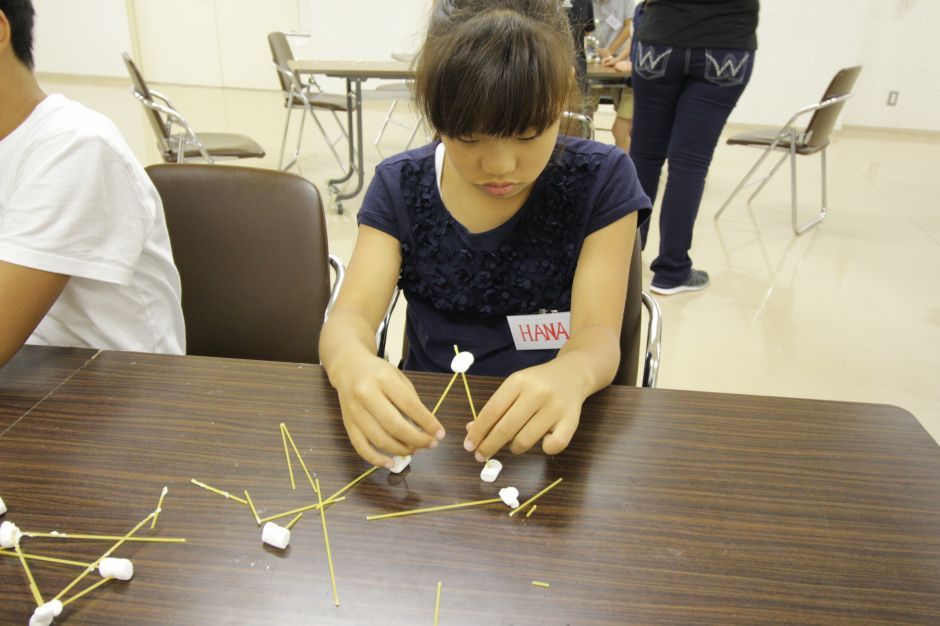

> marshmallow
[261,522,291,550]
[450,351,475,374]
[0,495,6,516]
[98,557,134,581]
[29,600,62,626]
[479,459,503,483]
[389,454,411,474]
[0,520,21,548]
[499,486,520,509]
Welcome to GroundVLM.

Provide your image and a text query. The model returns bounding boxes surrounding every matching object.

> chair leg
[304,106,345,171]
[714,144,778,219]
[746,151,789,204]
[404,115,422,150]
[374,100,398,147]
[278,105,293,171]
[792,145,827,235]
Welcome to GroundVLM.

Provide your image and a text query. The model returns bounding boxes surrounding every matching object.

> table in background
[0,346,96,436]
[288,60,631,210]
[1,348,939,624]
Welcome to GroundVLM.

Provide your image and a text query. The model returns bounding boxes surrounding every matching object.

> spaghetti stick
[151,486,168,529]
[434,580,442,626]
[431,372,458,416]
[315,479,340,607]
[53,511,155,602]
[509,478,564,517]
[531,581,550,588]
[281,424,319,495]
[60,577,113,608]
[280,423,297,490]
[454,345,478,420]
[525,505,538,518]
[14,542,44,606]
[22,532,185,544]
[0,550,92,568]
[285,512,304,530]
[329,466,378,500]
[257,496,346,524]
[190,479,249,505]
[244,491,261,525]
[367,498,503,521]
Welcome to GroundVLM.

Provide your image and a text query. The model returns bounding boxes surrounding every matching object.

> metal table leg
[327,78,365,214]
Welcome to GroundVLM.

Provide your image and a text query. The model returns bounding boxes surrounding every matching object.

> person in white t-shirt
[0,0,185,367]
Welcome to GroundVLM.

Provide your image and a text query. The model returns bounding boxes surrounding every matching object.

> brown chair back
[267,32,296,94]
[147,164,332,363]
[804,65,863,150]
[122,53,170,145]
[613,234,643,386]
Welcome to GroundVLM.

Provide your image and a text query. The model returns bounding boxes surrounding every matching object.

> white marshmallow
[499,486,520,509]
[450,351,475,374]
[0,495,6,516]
[98,557,134,581]
[44,600,63,617]
[389,455,411,474]
[261,522,291,550]
[479,459,503,483]
[29,606,54,626]
[0,520,21,548]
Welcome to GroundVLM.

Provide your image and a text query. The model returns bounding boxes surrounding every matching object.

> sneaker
[650,269,710,295]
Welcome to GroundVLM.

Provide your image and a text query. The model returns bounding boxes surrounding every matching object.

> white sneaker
[650,269,709,295]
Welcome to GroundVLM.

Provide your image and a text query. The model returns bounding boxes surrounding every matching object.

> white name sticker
[507,312,572,351]
[605,14,623,31]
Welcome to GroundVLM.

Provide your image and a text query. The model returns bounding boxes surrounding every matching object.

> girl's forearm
[553,326,622,397]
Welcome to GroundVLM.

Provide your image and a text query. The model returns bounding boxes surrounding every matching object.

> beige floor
[37,74,940,444]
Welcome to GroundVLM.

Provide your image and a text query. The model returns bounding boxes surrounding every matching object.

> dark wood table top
[0,345,97,436]
[1,348,938,624]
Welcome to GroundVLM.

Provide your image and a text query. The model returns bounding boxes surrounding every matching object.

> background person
[629,0,759,295]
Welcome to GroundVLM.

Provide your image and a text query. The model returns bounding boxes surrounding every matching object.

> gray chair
[146,164,344,363]
[267,32,349,172]
[379,235,661,388]
[122,53,265,164]
[714,66,863,235]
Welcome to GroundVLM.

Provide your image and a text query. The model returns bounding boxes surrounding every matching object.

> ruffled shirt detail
[398,149,604,318]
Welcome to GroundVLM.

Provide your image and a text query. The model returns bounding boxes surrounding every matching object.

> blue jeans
[629,44,754,287]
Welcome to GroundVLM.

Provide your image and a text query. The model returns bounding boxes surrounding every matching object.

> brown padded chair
[123,53,265,164]
[383,235,661,388]
[267,32,349,172]
[147,164,344,363]
[714,66,863,235]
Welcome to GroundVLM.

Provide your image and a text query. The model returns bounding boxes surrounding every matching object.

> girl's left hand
[614,60,631,73]
[462,361,585,460]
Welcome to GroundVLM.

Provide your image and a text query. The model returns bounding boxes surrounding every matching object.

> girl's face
[440,119,561,204]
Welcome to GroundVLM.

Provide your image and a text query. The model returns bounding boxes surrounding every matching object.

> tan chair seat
[727,127,828,155]
[167,132,266,160]
[285,92,349,111]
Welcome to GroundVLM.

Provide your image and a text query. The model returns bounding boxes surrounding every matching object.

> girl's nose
[479,143,516,177]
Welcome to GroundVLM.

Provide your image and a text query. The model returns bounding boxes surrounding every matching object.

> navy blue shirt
[358,137,651,377]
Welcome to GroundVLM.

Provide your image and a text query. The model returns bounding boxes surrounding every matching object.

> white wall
[33,0,940,131]
[33,0,134,77]
[731,0,940,131]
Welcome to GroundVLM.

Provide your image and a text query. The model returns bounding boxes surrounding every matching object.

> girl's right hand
[332,351,445,469]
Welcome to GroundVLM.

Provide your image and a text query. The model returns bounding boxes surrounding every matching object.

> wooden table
[288,60,630,211]
[1,348,939,624]
[0,346,97,436]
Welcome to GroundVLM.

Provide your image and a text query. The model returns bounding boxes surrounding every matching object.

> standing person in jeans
[630,0,759,294]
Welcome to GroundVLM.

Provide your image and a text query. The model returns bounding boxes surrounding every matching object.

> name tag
[605,14,623,31]
[507,312,571,351]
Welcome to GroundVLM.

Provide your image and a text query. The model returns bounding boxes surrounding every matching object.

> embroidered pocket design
[704,50,750,87]
[634,43,672,80]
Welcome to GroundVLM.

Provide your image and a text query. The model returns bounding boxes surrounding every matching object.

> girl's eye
[455,135,479,143]
[517,135,539,142]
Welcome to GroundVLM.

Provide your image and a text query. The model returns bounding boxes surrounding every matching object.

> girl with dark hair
[320,0,651,469]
